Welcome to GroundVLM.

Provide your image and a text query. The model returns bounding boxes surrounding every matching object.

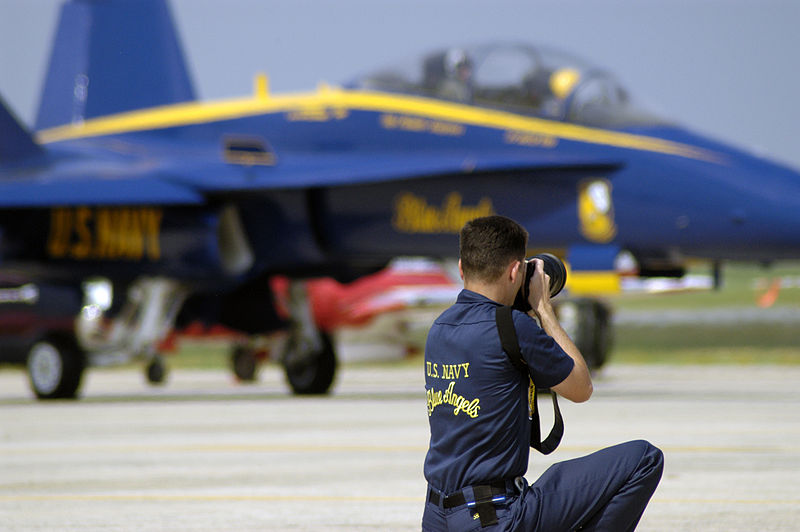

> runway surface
[1,362,798,531]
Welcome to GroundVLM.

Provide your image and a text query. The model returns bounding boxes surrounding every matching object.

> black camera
[513,253,567,312]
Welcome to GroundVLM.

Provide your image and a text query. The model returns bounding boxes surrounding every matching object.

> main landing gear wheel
[281,331,337,395]
[555,298,613,371]
[27,335,86,400]
[231,345,259,382]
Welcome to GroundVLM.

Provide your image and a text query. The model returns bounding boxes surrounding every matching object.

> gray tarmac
[1,362,799,531]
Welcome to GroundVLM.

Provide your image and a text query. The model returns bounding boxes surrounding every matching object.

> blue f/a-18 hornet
[1,0,799,399]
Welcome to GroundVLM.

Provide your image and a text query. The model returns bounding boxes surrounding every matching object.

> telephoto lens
[512,253,567,312]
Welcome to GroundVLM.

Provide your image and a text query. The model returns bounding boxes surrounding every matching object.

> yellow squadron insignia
[578,179,617,243]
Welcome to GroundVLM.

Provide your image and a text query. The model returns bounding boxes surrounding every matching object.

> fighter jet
[2,0,799,399]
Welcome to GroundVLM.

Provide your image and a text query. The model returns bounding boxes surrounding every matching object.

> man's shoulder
[510,308,539,330]
[491,304,531,330]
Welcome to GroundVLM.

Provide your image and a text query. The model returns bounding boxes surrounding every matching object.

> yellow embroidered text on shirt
[426,381,480,418]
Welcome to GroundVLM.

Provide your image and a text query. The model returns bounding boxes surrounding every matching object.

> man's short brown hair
[459,215,528,283]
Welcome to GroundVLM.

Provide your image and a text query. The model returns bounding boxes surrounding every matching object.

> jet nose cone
[727,157,800,259]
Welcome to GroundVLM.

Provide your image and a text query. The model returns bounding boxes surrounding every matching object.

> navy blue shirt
[423,289,574,494]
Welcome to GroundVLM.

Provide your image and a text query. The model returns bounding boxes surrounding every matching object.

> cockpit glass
[349,43,665,128]
[472,46,537,88]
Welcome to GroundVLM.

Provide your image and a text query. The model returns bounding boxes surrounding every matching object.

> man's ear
[509,259,521,283]
[458,259,465,281]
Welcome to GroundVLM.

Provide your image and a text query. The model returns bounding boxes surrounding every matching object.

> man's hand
[527,259,593,403]
[527,258,553,319]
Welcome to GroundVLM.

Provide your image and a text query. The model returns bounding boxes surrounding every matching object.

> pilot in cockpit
[437,48,474,103]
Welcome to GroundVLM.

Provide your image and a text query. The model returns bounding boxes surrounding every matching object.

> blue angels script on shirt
[426,361,480,418]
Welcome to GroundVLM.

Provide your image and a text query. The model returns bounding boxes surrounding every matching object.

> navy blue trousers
[422,440,664,532]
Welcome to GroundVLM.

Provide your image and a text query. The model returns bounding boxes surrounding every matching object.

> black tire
[282,332,337,395]
[588,301,613,369]
[555,298,613,371]
[146,356,168,385]
[27,334,85,400]
[231,345,258,382]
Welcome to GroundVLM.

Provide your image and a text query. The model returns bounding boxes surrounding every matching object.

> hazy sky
[2,0,799,168]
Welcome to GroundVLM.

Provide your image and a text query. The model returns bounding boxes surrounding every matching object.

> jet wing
[0,146,621,207]
[0,163,205,207]
[165,148,623,191]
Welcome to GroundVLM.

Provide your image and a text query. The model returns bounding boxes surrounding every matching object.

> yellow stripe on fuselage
[36,87,719,162]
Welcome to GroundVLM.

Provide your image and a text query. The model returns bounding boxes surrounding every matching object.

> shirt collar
[456,289,502,306]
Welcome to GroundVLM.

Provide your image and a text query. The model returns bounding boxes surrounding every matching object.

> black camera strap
[495,305,564,455]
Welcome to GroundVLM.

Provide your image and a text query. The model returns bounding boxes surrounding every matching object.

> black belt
[428,480,510,527]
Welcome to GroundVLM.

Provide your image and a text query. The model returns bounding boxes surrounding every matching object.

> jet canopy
[350,42,664,128]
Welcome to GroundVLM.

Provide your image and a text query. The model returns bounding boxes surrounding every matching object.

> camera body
[513,253,567,312]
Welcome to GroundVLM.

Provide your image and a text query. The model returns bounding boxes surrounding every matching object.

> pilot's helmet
[549,68,581,99]
[444,48,472,79]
